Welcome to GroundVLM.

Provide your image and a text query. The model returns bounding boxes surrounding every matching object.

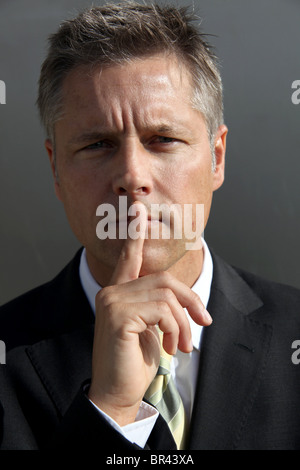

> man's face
[46,54,227,286]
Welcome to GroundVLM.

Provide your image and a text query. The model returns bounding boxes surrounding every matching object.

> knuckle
[104,302,124,326]
[109,300,125,314]
[96,286,115,308]
[156,300,171,315]
[105,301,117,316]
[158,270,172,284]
[190,290,202,306]
[159,287,175,302]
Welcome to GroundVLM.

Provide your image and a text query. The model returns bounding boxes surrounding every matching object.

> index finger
[110,202,148,285]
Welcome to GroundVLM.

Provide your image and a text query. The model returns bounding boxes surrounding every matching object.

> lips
[115,213,162,223]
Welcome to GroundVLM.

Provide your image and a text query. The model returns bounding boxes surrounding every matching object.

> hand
[87,202,212,426]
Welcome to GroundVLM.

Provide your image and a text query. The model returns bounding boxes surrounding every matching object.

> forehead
[60,54,194,117]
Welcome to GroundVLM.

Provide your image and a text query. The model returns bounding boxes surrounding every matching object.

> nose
[112,139,153,198]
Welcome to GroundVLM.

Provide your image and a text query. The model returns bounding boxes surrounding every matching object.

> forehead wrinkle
[99,60,192,130]
[94,86,137,135]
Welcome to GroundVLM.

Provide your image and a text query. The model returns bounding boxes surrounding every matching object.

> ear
[212,124,228,192]
[45,138,62,201]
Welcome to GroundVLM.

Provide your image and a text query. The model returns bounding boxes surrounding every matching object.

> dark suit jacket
[0,248,300,450]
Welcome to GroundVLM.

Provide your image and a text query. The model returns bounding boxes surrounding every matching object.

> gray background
[0,0,299,306]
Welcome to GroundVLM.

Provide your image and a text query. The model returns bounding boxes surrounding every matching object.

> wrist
[87,387,142,426]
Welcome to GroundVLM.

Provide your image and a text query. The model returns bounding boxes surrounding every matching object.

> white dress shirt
[79,238,213,447]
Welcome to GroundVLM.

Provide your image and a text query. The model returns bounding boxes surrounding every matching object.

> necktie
[144,334,186,450]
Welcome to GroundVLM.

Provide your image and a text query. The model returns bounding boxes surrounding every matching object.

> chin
[139,240,186,276]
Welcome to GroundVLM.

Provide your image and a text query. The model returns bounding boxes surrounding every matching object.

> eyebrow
[68,132,110,146]
[147,122,190,135]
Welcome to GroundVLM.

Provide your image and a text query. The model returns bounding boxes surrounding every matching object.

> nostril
[117,186,148,195]
[135,186,150,196]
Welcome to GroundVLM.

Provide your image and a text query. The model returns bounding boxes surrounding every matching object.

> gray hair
[37,1,224,162]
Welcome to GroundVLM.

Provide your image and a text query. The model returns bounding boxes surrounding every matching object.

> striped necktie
[144,335,186,450]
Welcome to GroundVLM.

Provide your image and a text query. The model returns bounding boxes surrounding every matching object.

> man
[0,2,300,451]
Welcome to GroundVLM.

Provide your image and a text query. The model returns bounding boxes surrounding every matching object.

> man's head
[37,2,227,286]
[37,1,224,160]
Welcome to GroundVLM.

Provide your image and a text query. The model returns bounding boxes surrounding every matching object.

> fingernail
[204,309,213,324]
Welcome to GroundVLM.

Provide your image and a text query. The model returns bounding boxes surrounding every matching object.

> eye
[149,136,180,148]
[84,140,113,151]
[146,134,185,154]
[153,136,176,144]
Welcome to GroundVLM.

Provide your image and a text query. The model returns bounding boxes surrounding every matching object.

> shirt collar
[79,238,213,350]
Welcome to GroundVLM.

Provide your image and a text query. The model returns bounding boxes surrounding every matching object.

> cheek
[165,163,213,234]
[161,163,213,204]
[58,163,104,201]
[56,172,99,231]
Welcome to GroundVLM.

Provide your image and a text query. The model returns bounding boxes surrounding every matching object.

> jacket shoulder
[211,250,300,324]
[0,249,92,351]
[233,263,300,331]
[235,265,300,305]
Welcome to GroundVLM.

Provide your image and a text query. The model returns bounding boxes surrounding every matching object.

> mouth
[116,214,162,224]
[115,218,162,229]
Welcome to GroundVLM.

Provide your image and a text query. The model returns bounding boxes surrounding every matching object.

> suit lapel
[188,253,273,449]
